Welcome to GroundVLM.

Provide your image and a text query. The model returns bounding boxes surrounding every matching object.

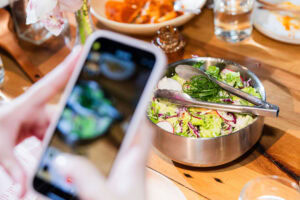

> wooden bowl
[91,0,206,35]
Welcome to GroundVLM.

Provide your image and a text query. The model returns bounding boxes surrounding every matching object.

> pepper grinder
[153,26,186,63]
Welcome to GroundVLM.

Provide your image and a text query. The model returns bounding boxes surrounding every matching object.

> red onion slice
[222,98,233,104]
[221,124,233,135]
[187,109,202,120]
[179,120,183,133]
[188,122,200,138]
[217,111,236,123]
[165,114,179,119]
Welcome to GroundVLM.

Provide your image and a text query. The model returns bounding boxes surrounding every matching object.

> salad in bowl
[148,62,262,138]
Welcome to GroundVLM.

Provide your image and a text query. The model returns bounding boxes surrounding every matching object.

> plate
[91,0,206,35]
[146,168,186,200]
[253,0,300,44]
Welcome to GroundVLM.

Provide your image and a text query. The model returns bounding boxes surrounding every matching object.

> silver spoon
[154,89,279,117]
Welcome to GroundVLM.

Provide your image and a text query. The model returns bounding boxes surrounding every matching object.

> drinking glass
[239,176,300,200]
[214,0,255,43]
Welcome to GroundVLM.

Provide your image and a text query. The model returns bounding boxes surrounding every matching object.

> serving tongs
[154,65,279,117]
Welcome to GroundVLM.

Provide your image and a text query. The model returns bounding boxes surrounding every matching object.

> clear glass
[239,176,300,200]
[10,0,52,45]
[214,0,255,43]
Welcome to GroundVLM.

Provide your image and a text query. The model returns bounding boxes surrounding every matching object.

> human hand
[54,119,155,200]
[0,46,82,197]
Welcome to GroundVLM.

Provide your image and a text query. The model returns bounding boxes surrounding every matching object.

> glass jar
[9,0,71,46]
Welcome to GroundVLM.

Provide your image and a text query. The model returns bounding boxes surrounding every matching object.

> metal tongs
[154,65,279,117]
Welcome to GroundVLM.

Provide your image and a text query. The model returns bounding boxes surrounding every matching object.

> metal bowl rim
[148,57,266,141]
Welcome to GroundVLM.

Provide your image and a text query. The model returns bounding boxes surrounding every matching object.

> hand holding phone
[52,118,154,200]
[32,31,166,200]
[0,46,82,198]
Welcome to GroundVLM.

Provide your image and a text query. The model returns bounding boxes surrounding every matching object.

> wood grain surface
[0,9,43,82]
[146,9,300,200]
[0,7,299,200]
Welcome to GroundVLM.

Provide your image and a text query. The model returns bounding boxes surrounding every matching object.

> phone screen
[33,37,156,200]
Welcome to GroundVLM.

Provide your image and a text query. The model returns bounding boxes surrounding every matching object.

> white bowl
[91,0,206,35]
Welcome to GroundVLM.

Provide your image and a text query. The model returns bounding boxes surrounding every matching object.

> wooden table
[1,7,299,200]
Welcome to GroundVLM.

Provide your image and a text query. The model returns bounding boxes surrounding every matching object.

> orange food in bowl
[105,0,183,24]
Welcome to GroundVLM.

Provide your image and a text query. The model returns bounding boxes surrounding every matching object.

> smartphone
[32,31,166,200]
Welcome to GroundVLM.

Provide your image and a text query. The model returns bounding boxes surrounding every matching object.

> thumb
[1,153,27,198]
[53,154,112,200]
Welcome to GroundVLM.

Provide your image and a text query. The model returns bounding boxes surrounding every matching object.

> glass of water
[214,0,255,43]
[239,176,300,200]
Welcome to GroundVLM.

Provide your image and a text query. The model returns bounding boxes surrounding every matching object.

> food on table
[148,63,262,138]
[275,2,300,31]
[105,0,183,24]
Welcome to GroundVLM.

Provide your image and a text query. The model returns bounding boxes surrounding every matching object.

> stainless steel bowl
[151,57,265,167]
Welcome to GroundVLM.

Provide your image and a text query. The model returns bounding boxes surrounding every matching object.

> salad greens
[183,76,220,101]
[192,61,205,69]
[148,63,262,138]
[206,65,220,78]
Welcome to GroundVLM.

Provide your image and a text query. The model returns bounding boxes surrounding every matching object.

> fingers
[1,154,27,198]
[20,45,82,106]
[14,104,53,144]
[45,104,60,122]
[108,119,155,199]
[53,154,111,200]
[117,118,155,167]
[131,119,155,165]
[108,147,147,200]
[30,104,58,142]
